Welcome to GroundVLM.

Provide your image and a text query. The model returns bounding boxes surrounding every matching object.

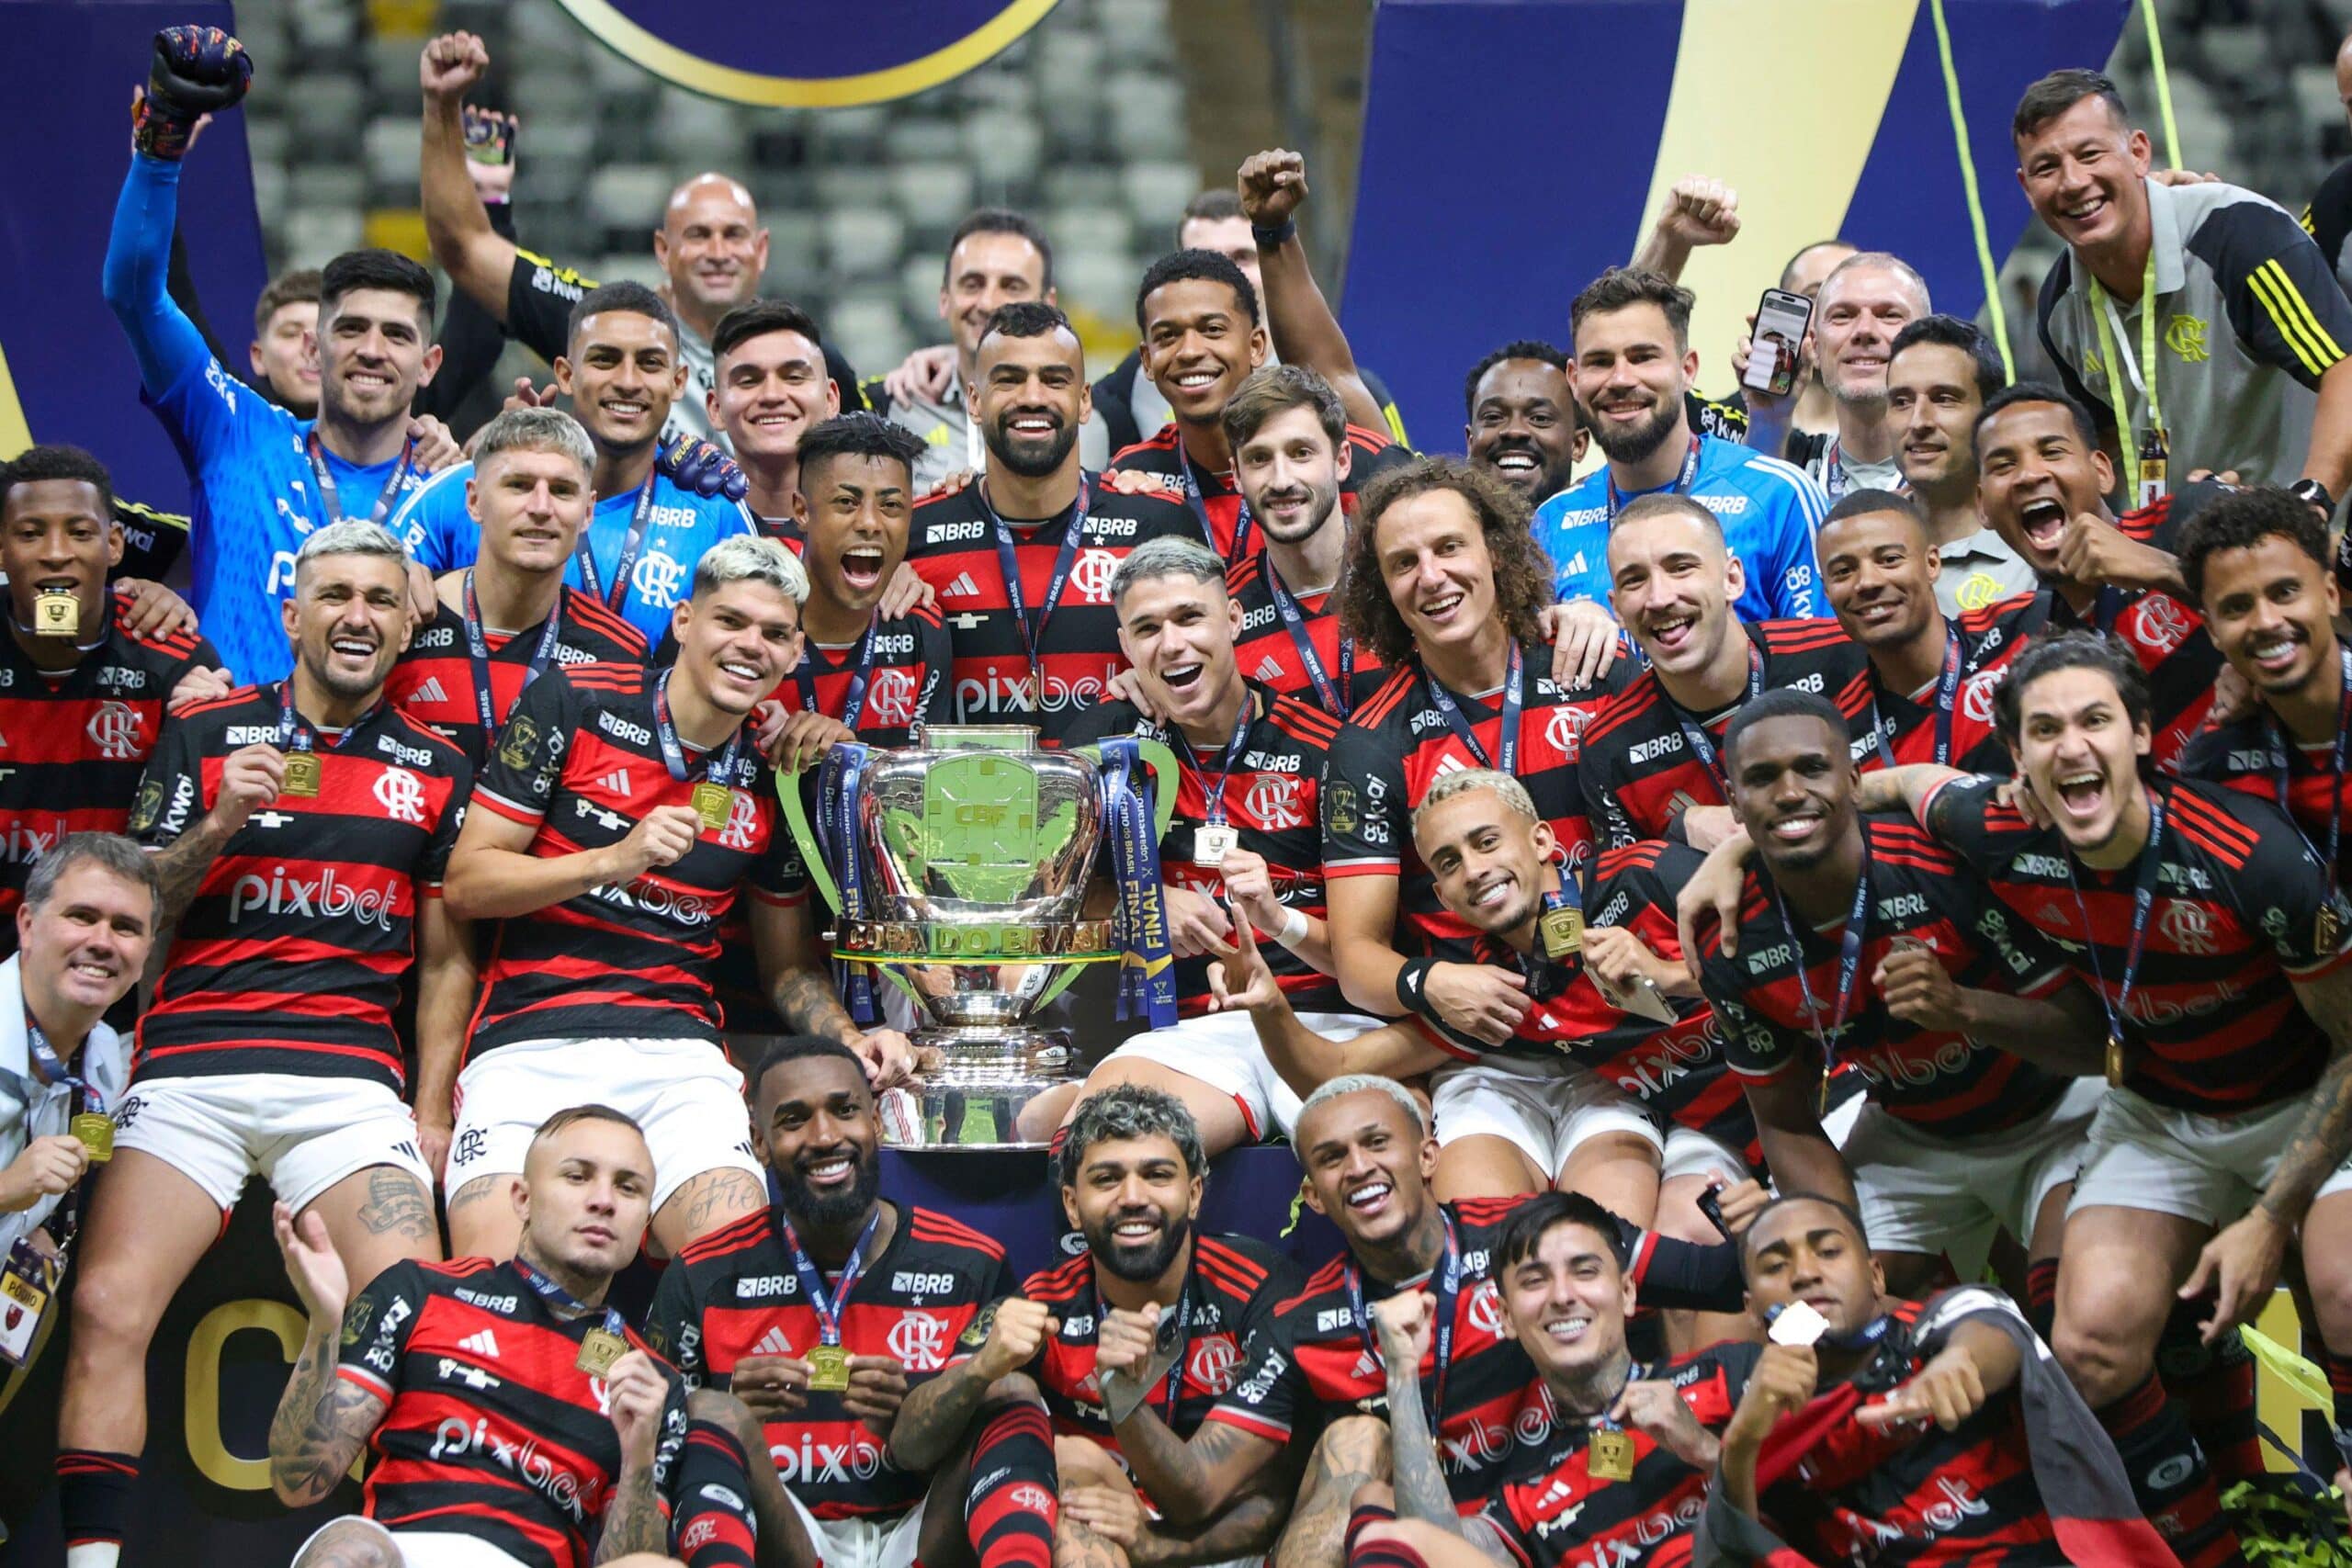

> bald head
[654,173,768,330]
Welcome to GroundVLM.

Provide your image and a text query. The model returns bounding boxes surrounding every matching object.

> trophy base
[878,1027,1078,1151]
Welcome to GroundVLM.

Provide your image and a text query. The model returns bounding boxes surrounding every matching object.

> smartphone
[1744,288,1814,397]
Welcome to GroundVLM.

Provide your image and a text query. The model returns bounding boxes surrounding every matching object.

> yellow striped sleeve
[2248,260,2333,377]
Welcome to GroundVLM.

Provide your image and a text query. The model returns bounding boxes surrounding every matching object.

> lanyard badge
[2088,245,2167,508]
[781,1207,883,1392]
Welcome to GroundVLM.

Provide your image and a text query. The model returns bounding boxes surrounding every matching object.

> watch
[2290,477,2336,516]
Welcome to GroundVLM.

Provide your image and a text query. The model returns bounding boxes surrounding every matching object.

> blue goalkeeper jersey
[389,460,752,645]
[1533,433,1828,624]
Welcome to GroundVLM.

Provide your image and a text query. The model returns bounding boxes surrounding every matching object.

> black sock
[967,1402,1057,1568]
[2096,1371,2246,1568]
[2157,1298,2261,1486]
[56,1450,140,1554]
[671,1416,759,1568]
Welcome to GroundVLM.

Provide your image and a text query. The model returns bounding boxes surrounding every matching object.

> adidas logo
[409,676,449,705]
[1255,657,1285,682]
[458,1328,501,1359]
[752,1325,794,1358]
[1351,1350,1381,1381]
[597,768,633,795]
[941,571,982,601]
[1431,753,1469,777]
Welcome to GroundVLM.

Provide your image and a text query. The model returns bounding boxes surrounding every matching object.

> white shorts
[114,1072,431,1214]
[783,1490,926,1568]
[1846,1077,2100,1257]
[1431,1059,1662,1179]
[1103,1010,1385,1142]
[1661,1124,1752,1186]
[292,1517,528,1568]
[2069,1084,2352,1225]
[447,1035,762,1214]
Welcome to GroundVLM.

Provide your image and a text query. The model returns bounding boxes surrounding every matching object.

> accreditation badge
[0,1239,54,1367]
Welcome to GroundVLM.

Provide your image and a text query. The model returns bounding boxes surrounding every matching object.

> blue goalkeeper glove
[134,26,252,161]
[658,434,749,503]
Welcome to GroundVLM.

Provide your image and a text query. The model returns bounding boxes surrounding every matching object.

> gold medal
[281,752,322,798]
[2320,903,2345,953]
[1587,1427,1636,1483]
[806,1343,852,1393]
[71,1112,113,1163]
[31,590,77,639]
[1539,907,1584,960]
[2105,1033,2126,1089]
[1819,1068,1833,1117]
[692,782,732,830]
[576,1326,628,1376]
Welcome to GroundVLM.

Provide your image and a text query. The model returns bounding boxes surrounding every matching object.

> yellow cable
[1928,0,2018,382]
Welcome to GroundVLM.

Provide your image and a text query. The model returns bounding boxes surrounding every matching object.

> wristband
[1395,956,1441,1020]
[1251,218,1297,249]
[2290,477,2336,517]
[1272,906,1310,947]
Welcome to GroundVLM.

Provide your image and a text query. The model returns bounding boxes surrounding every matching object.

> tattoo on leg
[446,1176,503,1215]
[356,1168,435,1241]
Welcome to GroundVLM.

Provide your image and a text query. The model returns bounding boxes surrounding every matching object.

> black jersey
[646,1202,1010,1519]
[1847,596,2038,777]
[1225,553,1389,716]
[130,682,471,1089]
[387,585,649,770]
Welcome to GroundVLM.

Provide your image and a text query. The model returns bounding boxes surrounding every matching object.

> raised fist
[1238,149,1309,230]
[420,32,491,105]
[137,27,251,159]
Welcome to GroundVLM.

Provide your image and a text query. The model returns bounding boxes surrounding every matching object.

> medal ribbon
[462,570,565,738]
[1263,558,1352,718]
[1871,626,1962,771]
[1170,694,1255,830]
[793,615,882,733]
[1603,434,1702,523]
[780,1207,884,1348]
[651,668,750,789]
[305,432,414,528]
[815,743,879,1025]
[1425,643,1523,775]
[574,468,660,615]
[980,474,1094,696]
[277,682,379,759]
[1344,1212,1463,1426]
[2063,789,2168,1072]
[2087,243,2165,457]
[1771,843,1872,1079]
[1097,738,1179,1028]
[513,1255,627,1340]
[2267,644,2352,897]
[1669,642,1766,793]
[1179,457,1253,564]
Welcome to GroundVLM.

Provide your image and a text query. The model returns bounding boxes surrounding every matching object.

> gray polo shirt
[2034,177,2352,485]
[1936,527,2038,616]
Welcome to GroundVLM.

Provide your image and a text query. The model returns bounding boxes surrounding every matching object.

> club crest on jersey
[888,1311,953,1371]
[1189,1337,1241,1395]
[866,667,920,728]
[2125,594,2193,657]
[375,767,428,825]
[1069,548,1120,606]
[1544,705,1589,759]
[2158,899,2218,955]
[1245,773,1306,830]
[632,551,689,610]
[1962,669,2005,726]
[716,788,761,851]
[78,701,143,762]
[1465,1280,1504,1337]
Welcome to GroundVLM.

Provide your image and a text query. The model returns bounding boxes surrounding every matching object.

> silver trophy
[781,726,1176,1149]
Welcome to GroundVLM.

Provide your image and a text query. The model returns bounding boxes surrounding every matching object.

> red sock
[2096,1372,2247,1568]
[2023,1258,2059,1344]
[967,1403,1057,1568]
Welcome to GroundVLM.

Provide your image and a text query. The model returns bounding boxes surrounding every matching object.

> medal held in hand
[1193,824,1237,868]
[31,591,77,639]
[692,782,732,831]
[281,751,322,798]
[1587,1427,1636,1483]
[1539,906,1584,959]
[806,1343,853,1393]
[70,1112,113,1163]
[576,1326,628,1376]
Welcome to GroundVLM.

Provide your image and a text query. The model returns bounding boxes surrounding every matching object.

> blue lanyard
[462,571,564,739]
[651,668,748,787]
[2064,791,2167,1053]
[1170,693,1256,828]
[1425,643,1523,775]
[23,1010,93,1111]
[277,682,376,756]
[1085,1257,1195,1422]
[980,474,1094,682]
[1871,626,1962,771]
[514,1255,626,1340]
[575,469,660,615]
[794,615,881,732]
[1344,1211,1462,1425]
[1179,457,1253,564]
[305,432,413,528]
[2267,645,2352,894]
[1668,642,1765,792]
[1603,434,1701,523]
[1263,559,1352,718]
[1771,843,1872,1078]
[780,1207,883,1348]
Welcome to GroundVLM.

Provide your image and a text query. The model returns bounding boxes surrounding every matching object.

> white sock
[66,1544,122,1568]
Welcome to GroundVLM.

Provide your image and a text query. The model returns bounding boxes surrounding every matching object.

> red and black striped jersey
[1021,1233,1300,1456]
[0,618,218,946]
[645,1202,1011,1520]
[336,1256,693,1568]
[1848,597,2039,777]
[2178,711,2352,891]
[130,683,470,1090]
[905,476,1196,745]
[1224,553,1390,712]
[466,663,805,1055]
[2002,584,2221,775]
[1478,1340,1761,1568]
[1324,652,1619,959]
[782,604,954,749]
[1696,814,2075,1138]
[1106,423,1410,564]
[1580,620,1871,849]
[388,587,650,770]
[1064,685,1341,1011]
[1922,773,2352,1114]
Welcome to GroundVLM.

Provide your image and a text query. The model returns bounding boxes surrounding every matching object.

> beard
[772,1145,883,1231]
[1088,1211,1193,1283]
[986,415,1080,479]
[1250,479,1341,547]
[1587,397,1680,467]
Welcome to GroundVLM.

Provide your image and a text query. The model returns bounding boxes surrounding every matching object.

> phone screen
[1745,288,1814,396]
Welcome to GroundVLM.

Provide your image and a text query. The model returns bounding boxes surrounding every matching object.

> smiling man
[1884,317,2038,615]
[1745,252,1933,499]
[709,300,843,540]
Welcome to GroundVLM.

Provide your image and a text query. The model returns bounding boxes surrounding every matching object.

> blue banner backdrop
[1342,0,2133,445]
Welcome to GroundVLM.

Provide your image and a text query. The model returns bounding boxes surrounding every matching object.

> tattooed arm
[1114,1412,1279,1527]
[1369,1292,1502,1557]
[594,1351,672,1562]
[266,1202,389,1506]
[887,1297,1056,1470]
[753,897,862,1046]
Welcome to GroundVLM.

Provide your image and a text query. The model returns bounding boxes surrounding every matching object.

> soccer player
[1690,688,2104,1303]
[1343,1192,1756,1568]
[649,1038,1061,1568]
[1535,269,1826,625]
[56,522,471,1568]
[104,27,458,682]
[387,408,650,768]
[1090,1077,1742,1568]
[0,447,222,945]
[906,302,1195,743]
[440,536,909,1259]
[1110,251,1405,566]
[2018,68,2352,498]
[1817,489,2033,776]
[1222,367,1390,714]
[418,31,862,448]
[1027,1088,1305,1568]
[1972,384,2223,770]
[271,1104,774,1568]
[390,282,755,647]
[709,301,843,541]
[1704,1194,2175,1565]
[1577,494,1868,853]
[246,266,321,417]
[1461,342,1584,510]
[1060,536,1363,1153]
[1743,252,1932,497]
[1885,316,2037,615]
[1323,458,1615,1047]
[1847,632,2352,1565]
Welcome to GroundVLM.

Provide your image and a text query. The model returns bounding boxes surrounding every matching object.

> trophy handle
[775,762,846,916]
[1073,738,1182,843]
